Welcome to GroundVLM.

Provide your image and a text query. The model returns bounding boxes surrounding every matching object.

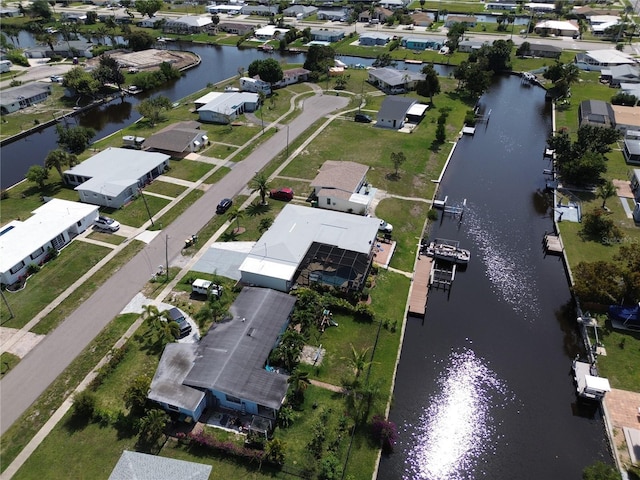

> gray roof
[604,64,640,81]
[369,67,425,87]
[579,99,614,125]
[283,5,318,14]
[65,147,169,196]
[0,83,51,105]
[359,32,392,41]
[378,96,418,120]
[109,450,212,480]
[528,43,561,53]
[148,343,204,412]
[143,121,203,153]
[184,287,296,410]
[625,138,640,155]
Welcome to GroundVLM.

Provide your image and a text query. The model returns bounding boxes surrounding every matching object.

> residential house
[63,148,170,208]
[379,0,408,9]
[61,11,87,23]
[575,49,637,71]
[241,4,278,16]
[533,20,579,37]
[142,121,208,157]
[239,205,379,292]
[578,100,615,127]
[0,7,21,17]
[376,96,418,129]
[109,451,212,480]
[373,7,394,22]
[0,83,52,114]
[589,15,620,36]
[218,22,254,36]
[401,36,444,51]
[458,40,489,53]
[600,65,640,87]
[240,76,272,95]
[623,138,640,164]
[136,17,158,28]
[485,2,517,11]
[444,15,477,28]
[368,67,425,93]
[620,82,640,99]
[631,169,640,196]
[254,25,289,40]
[149,287,297,424]
[527,43,562,59]
[206,4,242,15]
[310,29,345,42]
[316,9,348,21]
[359,32,392,46]
[283,5,318,18]
[611,105,640,136]
[163,15,213,34]
[0,199,98,286]
[310,160,373,215]
[197,91,259,124]
[24,40,94,59]
[411,12,433,27]
[274,67,311,88]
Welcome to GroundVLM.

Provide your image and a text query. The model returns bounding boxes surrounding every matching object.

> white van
[0,60,12,73]
[191,279,223,298]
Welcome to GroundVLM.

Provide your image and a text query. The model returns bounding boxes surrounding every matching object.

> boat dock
[543,232,564,255]
[429,261,456,291]
[408,254,433,317]
[573,359,611,400]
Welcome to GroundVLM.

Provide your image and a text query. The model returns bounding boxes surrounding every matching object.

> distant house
[368,67,425,93]
[163,15,213,34]
[218,22,254,35]
[412,12,433,27]
[379,0,408,9]
[373,7,394,22]
[310,161,373,215]
[239,205,379,292]
[149,287,297,425]
[109,451,212,480]
[0,199,98,286]
[274,67,311,88]
[241,4,278,16]
[401,36,444,51]
[589,15,620,36]
[611,105,640,136]
[310,29,345,42]
[24,40,93,59]
[0,7,21,17]
[61,11,87,23]
[458,40,488,53]
[63,148,170,208]
[142,121,208,157]
[533,20,579,37]
[316,9,348,21]
[444,15,477,28]
[359,32,392,46]
[623,138,640,164]
[574,49,637,71]
[254,25,289,40]
[136,17,158,28]
[283,5,318,18]
[600,65,640,87]
[240,76,272,94]
[206,4,242,15]
[197,91,259,124]
[0,83,52,114]
[527,43,562,59]
[376,96,417,129]
[578,100,615,127]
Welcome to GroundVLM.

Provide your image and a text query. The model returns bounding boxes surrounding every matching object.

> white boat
[572,359,610,401]
[424,241,470,264]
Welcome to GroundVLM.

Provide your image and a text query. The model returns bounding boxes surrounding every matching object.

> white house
[0,83,52,114]
[575,49,637,71]
[239,205,379,292]
[136,17,158,28]
[367,67,425,93]
[274,67,311,88]
[0,199,98,286]
[197,91,259,124]
[310,160,373,215]
[164,15,213,33]
[376,96,418,129]
[533,20,579,37]
[240,76,272,95]
[63,148,170,208]
[254,25,289,40]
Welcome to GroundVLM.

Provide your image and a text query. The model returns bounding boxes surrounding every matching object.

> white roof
[407,103,429,116]
[586,49,636,64]
[239,204,379,281]
[254,25,290,37]
[585,375,611,393]
[589,15,620,24]
[194,91,223,105]
[197,91,259,114]
[169,15,212,27]
[0,199,98,274]
[65,148,169,196]
[534,20,579,32]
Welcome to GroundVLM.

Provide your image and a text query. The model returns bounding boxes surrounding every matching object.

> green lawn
[144,180,187,198]
[592,321,640,392]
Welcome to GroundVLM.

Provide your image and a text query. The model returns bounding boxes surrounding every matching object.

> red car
[269,187,294,201]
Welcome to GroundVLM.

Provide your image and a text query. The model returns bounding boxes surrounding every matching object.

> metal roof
[378,96,418,120]
[0,83,51,105]
[197,91,259,114]
[310,160,368,194]
[183,287,296,410]
[109,451,211,480]
[368,67,425,87]
[143,122,204,153]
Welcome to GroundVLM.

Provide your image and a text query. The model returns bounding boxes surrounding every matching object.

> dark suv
[354,113,372,123]
[216,198,233,214]
[168,307,192,339]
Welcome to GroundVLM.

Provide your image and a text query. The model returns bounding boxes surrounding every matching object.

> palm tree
[250,172,270,205]
[342,344,375,380]
[287,368,311,403]
[95,25,108,45]
[226,206,244,234]
[597,179,617,209]
[139,408,169,444]
[44,149,77,182]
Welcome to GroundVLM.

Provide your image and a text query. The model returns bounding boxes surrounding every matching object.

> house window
[167,404,180,412]
[226,394,241,404]
[30,247,44,259]
[10,261,25,274]
[326,198,331,205]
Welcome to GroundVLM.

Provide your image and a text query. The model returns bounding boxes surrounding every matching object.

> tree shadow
[63,411,92,433]
[221,230,239,242]
[385,172,400,181]
[246,201,271,217]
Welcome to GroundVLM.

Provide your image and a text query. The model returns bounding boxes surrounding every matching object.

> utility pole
[286,124,289,157]
[139,189,154,227]
[165,234,169,282]
[0,288,14,321]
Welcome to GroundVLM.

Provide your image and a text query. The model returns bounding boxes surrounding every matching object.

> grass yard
[591,320,640,392]
[144,180,187,198]
[204,142,239,159]
[87,230,126,245]
[152,189,205,231]
[106,194,170,228]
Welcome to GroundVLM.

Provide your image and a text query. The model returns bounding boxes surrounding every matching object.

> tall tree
[287,369,311,403]
[596,179,617,209]
[226,206,244,233]
[45,149,78,180]
[390,151,406,178]
[303,44,335,76]
[29,0,52,20]
[135,0,163,18]
[62,66,101,99]
[247,58,283,85]
[125,30,155,51]
[136,95,172,126]
[342,344,374,380]
[250,172,270,205]
[93,54,125,90]
[56,125,96,154]
[417,63,440,104]
[446,22,466,51]
[123,375,151,415]
[26,165,49,190]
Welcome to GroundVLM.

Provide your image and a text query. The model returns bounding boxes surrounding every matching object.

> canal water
[377,75,611,479]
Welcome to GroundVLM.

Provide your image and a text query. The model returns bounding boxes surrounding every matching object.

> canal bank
[378,74,611,479]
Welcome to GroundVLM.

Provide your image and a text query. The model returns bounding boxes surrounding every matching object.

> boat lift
[429,261,456,296]
[439,198,467,226]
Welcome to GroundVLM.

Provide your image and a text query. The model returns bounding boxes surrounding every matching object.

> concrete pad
[191,242,254,280]
[0,327,45,359]
[613,179,634,199]
[135,230,161,244]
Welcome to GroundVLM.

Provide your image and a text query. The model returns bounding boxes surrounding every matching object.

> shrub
[371,415,397,453]
[354,303,375,322]
[26,263,40,275]
[427,208,438,221]
[580,208,623,244]
[72,390,97,419]
[5,51,29,67]
[464,109,476,126]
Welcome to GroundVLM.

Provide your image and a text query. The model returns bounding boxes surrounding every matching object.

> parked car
[269,187,294,201]
[50,75,64,83]
[216,198,233,214]
[354,113,372,123]
[167,307,192,339]
[378,220,393,233]
[94,215,120,232]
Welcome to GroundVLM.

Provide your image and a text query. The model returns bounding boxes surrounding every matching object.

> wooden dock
[543,233,564,254]
[408,255,432,317]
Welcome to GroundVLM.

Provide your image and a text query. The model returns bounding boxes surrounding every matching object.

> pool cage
[293,242,373,292]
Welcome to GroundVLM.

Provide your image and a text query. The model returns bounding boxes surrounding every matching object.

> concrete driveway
[0,91,348,435]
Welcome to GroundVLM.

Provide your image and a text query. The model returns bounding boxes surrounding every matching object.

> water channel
[377,75,611,479]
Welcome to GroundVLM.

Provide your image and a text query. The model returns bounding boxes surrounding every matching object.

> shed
[376,96,417,129]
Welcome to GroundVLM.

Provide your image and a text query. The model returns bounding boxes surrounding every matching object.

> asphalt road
[0,92,349,435]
